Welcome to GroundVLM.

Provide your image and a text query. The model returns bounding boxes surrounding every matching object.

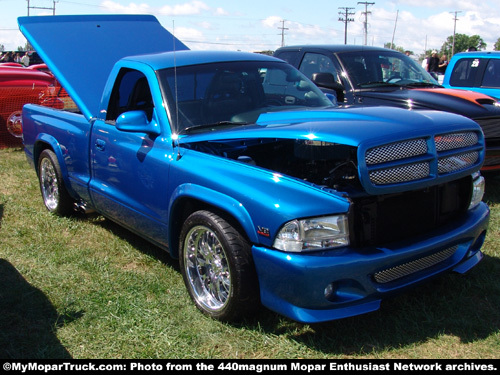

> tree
[495,38,500,51]
[17,41,34,52]
[442,34,486,56]
[383,42,413,55]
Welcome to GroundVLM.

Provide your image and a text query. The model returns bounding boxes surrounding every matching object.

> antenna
[173,21,179,129]
[172,20,182,161]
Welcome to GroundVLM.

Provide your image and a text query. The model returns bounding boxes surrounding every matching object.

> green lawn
[1,147,499,359]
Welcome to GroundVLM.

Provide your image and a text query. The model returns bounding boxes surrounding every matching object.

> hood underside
[18,15,189,121]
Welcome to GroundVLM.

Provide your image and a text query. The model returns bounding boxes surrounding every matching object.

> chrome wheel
[37,149,74,216]
[40,156,60,211]
[179,210,260,321]
[183,225,231,312]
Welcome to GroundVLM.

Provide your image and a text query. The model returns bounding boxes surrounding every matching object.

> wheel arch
[32,134,76,198]
[33,135,64,175]
[167,184,258,259]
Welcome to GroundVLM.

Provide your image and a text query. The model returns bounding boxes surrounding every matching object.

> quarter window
[482,59,500,88]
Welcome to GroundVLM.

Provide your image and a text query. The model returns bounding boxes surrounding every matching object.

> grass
[0,147,499,359]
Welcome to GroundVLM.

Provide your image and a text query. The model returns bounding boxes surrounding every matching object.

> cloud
[100,1,151,14]
[260,16,334,46]
[0,30,28,51]
[214,8,229,16]
[159,1,210,16]
[261,16,282,29]
[175,26,206,41]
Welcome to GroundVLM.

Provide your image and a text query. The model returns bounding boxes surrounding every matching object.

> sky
[1,0,499,55]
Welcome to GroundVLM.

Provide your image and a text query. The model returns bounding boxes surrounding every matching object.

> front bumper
[482,142,500,171]
[252,202,489,323]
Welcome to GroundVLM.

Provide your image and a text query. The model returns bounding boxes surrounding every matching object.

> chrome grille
[369,163,430,185]
[364,130,482,187]
[366,139,427,165]
[373,246,459,284]
[435,132,478,151]
[438,152,479,174]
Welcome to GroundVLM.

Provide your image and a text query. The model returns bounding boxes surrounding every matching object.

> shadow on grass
[246,255,500,356]
[91,213,500,356]
[483,172,500,204]
[65,176,500,357]
[90,215,179,271]
[0,259,79,359]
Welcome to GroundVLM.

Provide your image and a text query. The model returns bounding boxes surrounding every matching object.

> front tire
[179,210,259,321]
[38,149,74,216]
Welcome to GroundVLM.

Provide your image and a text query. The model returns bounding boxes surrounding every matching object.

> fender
[33,133,78,199]
[168,183,258,256]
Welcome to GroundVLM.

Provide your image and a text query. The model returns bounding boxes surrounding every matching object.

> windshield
[337,50,439,89]
[157,60,334,134]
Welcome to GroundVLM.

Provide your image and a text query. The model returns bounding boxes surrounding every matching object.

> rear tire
[38,149,74,216]
[179,210,259,321]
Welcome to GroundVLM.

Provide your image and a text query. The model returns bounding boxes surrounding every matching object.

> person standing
[21,51,30,67]
[421,54,429,71]
[427,50,440,79]
[438,54,448,75]
[0,51,13,62]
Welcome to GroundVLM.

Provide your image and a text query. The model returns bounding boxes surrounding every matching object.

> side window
[106,69,154,122]
[299,53,340,81]
[449,58,482,87]
[482,59,500,88]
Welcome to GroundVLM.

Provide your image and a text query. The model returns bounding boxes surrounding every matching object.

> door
[89,68,174,249]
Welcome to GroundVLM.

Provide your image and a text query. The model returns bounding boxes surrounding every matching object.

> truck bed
[22,104,92,203]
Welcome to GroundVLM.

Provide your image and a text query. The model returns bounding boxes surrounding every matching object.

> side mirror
[116,110,160,135]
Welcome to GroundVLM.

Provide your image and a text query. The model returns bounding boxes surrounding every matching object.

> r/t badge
[257,226,270,237]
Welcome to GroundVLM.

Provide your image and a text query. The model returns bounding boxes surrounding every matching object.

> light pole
[450,10,462,57]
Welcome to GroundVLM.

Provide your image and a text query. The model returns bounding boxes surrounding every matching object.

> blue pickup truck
[18,15,489,324]
[442,51,500,100]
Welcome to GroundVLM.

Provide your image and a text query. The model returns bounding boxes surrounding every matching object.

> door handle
[95,139,106,151]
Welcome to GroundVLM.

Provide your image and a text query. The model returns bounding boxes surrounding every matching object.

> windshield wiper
[182,121,248,134]
[404,82,443,88]
[358,81,400,88]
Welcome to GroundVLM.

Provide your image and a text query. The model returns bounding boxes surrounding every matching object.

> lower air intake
[373,245,459,284]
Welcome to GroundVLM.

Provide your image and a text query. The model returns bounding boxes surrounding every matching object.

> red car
[0,63,75,148]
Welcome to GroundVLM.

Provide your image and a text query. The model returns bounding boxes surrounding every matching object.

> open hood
[180,106,480,147]
[178,107,485,195]
[18,15,189,121]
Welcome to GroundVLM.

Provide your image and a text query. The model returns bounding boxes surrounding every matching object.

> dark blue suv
[274,45,500,171]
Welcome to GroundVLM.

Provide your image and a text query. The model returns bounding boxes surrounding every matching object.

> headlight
[273,215,349,252]
[469,172,485,210]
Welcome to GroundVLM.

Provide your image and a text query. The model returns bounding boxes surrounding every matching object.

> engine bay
[185,138,361,192]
